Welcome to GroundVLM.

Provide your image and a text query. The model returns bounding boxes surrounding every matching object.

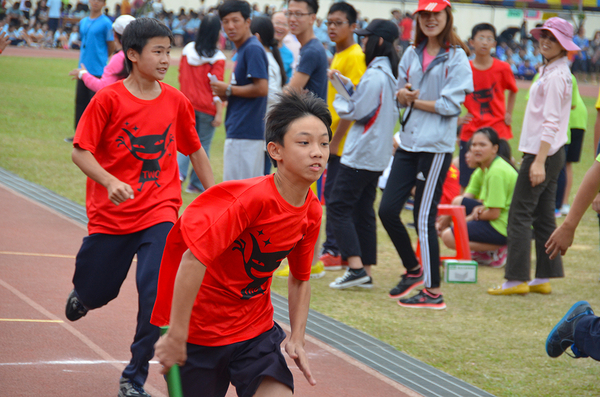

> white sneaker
[560,204,570,216]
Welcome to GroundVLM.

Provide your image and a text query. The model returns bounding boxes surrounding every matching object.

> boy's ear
[468,38,474,47]
[267,141,283,163]
[126,48,138,65]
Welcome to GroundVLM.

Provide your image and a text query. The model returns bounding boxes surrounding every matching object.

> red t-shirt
[440,163,460,205]
[74,81,202,235]
[461,59,518,142]
[178,57,225,116]
[151,175,322,346]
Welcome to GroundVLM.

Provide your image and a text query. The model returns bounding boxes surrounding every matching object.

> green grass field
[1,55,600,396]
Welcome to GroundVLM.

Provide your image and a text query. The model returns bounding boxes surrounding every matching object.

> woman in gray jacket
[326,19,400,290]
[379,0,473,309]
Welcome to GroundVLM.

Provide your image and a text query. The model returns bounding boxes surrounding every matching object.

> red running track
[0,184,420,397]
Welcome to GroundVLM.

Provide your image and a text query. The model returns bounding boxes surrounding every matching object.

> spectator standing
[178,14,225,194]
[399,12,413,53]
[319,1,366,271]
[379,0,472,309]
[327,19,400,289]
[488,18,578,296]
[47,0,61,34]
[65,0,114,143]
[573,27,590,83]
[458,23,517,191]
[210,0,268,182]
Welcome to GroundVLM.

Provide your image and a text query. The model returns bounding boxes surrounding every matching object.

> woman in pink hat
[488,17,579,296]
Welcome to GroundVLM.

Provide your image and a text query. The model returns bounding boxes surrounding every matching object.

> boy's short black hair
[289,0,319,15]
[122,18,174,73]
[471,23,496,40]
[328,1,357,25]
[266,90,332,167]
[218,0,251,20]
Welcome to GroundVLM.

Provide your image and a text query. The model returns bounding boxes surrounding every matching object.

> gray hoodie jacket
[398,41,473,153]
[333,56,399,172]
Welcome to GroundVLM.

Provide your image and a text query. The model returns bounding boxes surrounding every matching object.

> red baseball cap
[414,0,452,14]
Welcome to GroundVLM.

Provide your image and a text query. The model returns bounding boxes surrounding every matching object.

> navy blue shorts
[180,322,294,397]
[565,129,584,163]
[451,197,507,246]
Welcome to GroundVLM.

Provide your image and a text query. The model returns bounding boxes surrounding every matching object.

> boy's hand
[106,180,134,206]
[154,333,187,375]
[457,113,473,126]
[504,112,512,125]
[285,338,316,386]
[0,32,10,52]
[211,112,222,127]
[529,161,545,187]
[592,193,600,213]
[545,223,576,259]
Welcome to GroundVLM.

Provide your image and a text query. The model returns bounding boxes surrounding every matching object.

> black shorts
[451,197,507,246]
[565,129,585,163]
[180,322,294,397]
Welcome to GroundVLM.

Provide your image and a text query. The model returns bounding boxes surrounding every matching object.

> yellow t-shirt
[327,43,367,156]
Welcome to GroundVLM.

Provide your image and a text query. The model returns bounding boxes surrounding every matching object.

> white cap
[113,15,136,35]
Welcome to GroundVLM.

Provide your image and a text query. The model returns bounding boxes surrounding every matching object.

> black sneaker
[329,268,370,289]
[398,289,446,310]
[65,289,88,321]
[357,276,373,289]
[546,301,594,358]
[389,269,424,299]
[119,378,151,397]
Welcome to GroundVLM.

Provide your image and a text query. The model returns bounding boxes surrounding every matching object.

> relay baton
[159,326,184,397]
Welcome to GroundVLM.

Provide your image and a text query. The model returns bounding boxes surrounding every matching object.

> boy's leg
[121,222,173,387]
[229,322,294,397]
[574,314,600,361]
[351,172,381,267]
[177,152,190,183]
[322,155,342,257]
[378,149,420,271]
[179,343,234,397]
[71,233,138,310]
[74,78,95,131]
[412,152,451,290]
[458,140,474,189]
[189,111,216,191]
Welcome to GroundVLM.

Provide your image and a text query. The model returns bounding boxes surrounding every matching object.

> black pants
[327,164,381,265]
[74,78,96,131]
[504,151,565,281]
[379,149,451,289]
[322,155,342,256]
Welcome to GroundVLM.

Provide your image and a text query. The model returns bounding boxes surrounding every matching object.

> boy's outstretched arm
[285,273,316,386]
[546,161,600,259]
[72,147,134,205]
[189,148,215,190]
[155,249,207,375]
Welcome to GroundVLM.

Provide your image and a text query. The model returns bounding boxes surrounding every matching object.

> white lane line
[0,360,161,366]
[0,278,166,397]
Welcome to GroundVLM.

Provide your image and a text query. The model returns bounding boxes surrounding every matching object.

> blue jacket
[398,40,473,153]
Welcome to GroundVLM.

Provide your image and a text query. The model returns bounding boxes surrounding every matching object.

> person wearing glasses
[458,23,517,195]
[488,18,579,295]
[285,0,328,101]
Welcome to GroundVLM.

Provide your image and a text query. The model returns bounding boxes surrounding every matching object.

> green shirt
[465,156,518,236]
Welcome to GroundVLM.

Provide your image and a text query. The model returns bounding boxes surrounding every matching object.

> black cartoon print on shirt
[472,82,496,116]
[116,123,174,192]
[233,232,296,300]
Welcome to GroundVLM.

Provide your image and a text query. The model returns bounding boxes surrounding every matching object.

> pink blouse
[81,50,126,92]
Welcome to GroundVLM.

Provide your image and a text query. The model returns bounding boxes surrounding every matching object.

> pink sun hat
[530,17,580,52]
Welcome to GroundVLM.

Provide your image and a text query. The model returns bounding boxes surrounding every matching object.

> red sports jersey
[74,81,201,235]
[178,56,225,116]
[440,163,460,205]
[151,175,322,346]
[461,59,518,142]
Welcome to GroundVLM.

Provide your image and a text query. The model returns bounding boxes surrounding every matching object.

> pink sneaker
[471,251,493,266]
[489,246,508,268]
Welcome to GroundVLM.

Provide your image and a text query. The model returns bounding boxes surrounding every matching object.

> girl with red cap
[379,0,472,309]
[488,17,580,296]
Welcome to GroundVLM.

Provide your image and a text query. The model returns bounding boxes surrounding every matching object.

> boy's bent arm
[155,249,207,374]
[71,147,134,205]
[546,161,600,259]
[189,148,215,190]
[285,273,316,386]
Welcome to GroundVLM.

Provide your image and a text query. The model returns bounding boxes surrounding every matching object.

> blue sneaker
[546,301,594,358]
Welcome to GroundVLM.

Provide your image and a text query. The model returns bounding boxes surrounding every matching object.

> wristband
[78,70,88,79]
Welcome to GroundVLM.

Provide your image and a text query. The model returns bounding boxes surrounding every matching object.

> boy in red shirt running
[458,23,518,190]
[64,18,214,397]
[152,90,330,396]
